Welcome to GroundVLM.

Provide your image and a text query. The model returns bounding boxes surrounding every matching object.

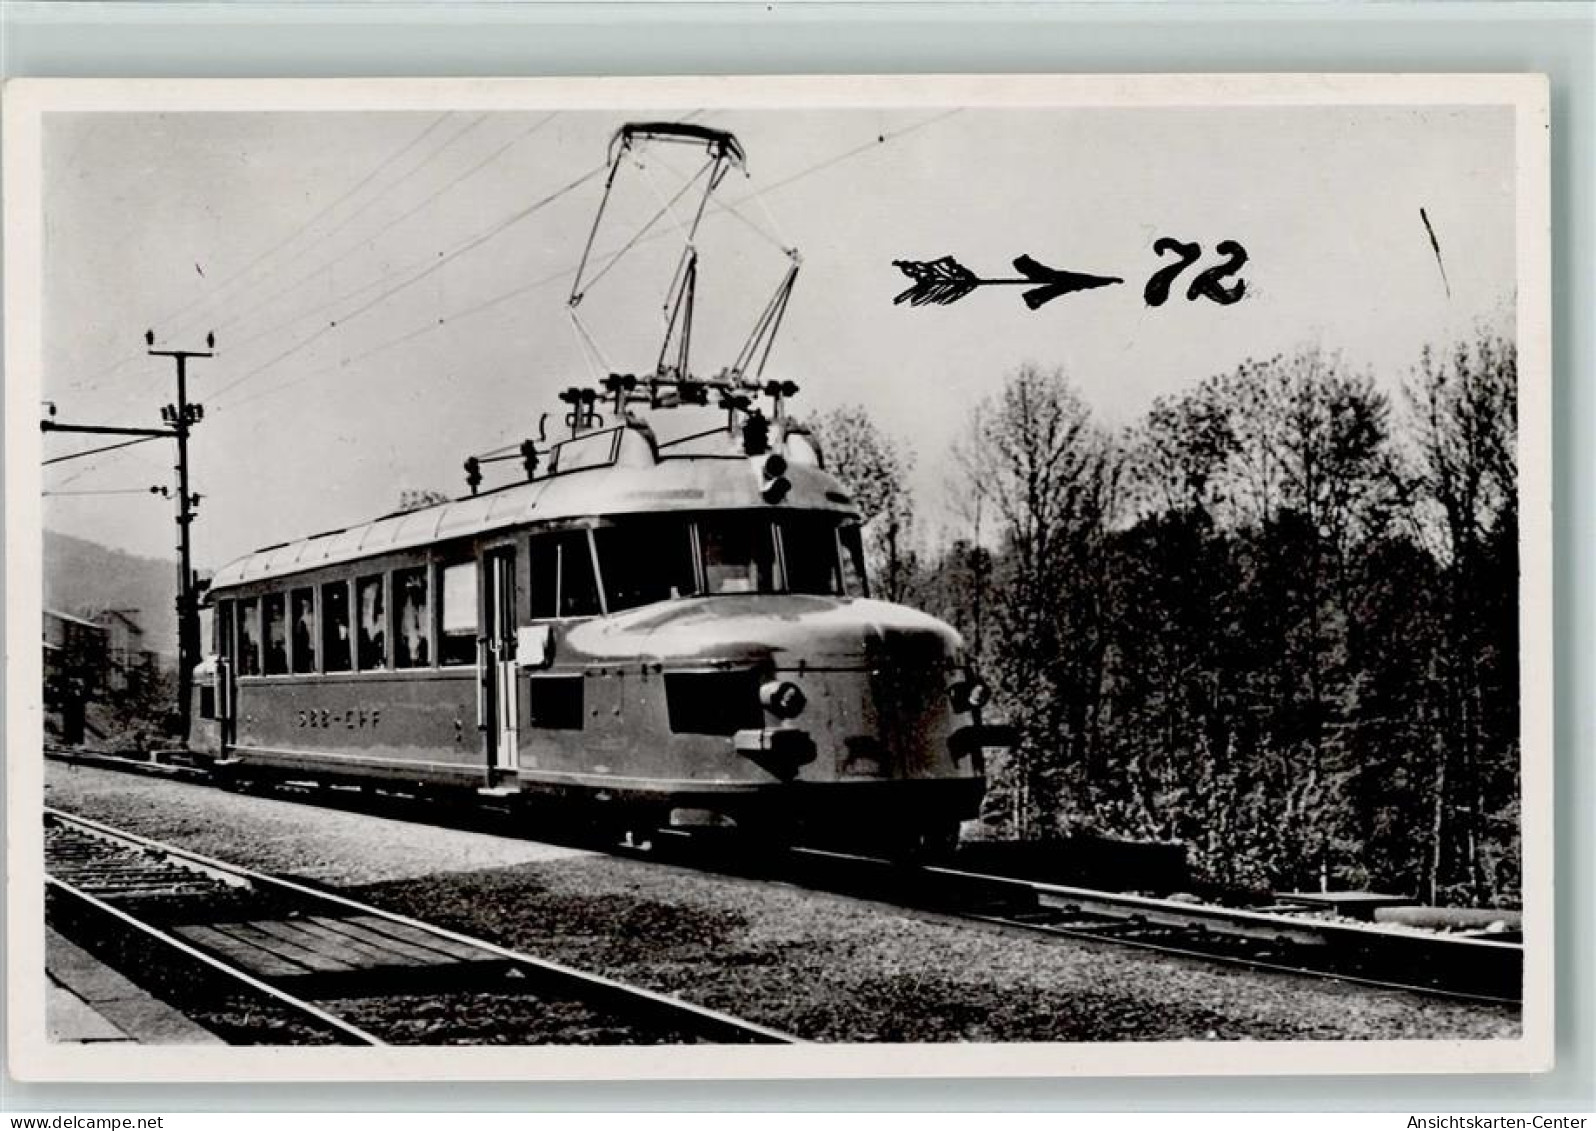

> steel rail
[44,873,385,1046]
[927,859,1522,956]
[44,806,802,1046]
[789,846,1522,1007]
[43,751,1521,1008]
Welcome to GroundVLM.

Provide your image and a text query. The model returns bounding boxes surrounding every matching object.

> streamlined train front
[510,433,1006,851]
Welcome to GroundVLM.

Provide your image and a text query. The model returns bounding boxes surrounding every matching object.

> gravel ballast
[42,763,1521,1044]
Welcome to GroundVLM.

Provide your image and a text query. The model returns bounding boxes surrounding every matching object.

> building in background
[43,609,107,745]
[92,607,160,692]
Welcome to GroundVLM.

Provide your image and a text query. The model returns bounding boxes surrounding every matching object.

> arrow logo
[892,255,1123,310]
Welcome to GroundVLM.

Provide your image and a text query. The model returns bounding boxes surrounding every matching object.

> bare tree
[1406,334,1519,903]
[955,364,1119,837]
[808,407,920,602]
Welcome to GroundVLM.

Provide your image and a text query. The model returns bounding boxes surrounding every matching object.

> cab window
[593,520,698,612]
[699,515,776,595]
[778,515,844,596]
[839,524,869,598]
[530,530,602,619]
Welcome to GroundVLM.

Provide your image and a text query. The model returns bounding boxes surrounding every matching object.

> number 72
[1143,238,1248,307]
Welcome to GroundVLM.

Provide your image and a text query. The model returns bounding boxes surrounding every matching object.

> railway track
[43,806,800,1046]
[45,746,1522,1008]
[767,847,1522,1006]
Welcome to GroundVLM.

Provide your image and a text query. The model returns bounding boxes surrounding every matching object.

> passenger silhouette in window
[357,576,386,669]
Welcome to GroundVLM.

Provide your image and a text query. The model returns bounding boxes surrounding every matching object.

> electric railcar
[190,416,1006,850]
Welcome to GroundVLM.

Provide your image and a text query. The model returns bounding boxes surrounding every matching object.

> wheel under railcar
[191,419,1004,849]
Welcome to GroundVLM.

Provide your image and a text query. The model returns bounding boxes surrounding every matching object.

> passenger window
[357,575,387,670]
[529,531,602,619]
[394,567,430,668]
[593,520,697,611]
[235,598,261,676]
[439,561,477,666]
[290,588,317,673]
[263,593,288,675]
[321,581,352,673]
[216,599,234,660]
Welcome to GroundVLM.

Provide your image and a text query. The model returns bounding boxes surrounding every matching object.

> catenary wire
[212,110,964,415]
[43,435,166,467]
[208,114,494,336]
[204,163,606,404]
[60,115,454,400]
[216,114,560,358]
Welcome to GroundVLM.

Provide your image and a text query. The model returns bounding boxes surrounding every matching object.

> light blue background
[3,0,1591,1113]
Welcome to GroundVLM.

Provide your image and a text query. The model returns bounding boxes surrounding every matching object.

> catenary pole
[43,334,213,746]
[148,341,212,744]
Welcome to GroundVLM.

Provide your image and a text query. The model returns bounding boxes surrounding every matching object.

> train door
[481,545,519,785]
[215,600,237,753]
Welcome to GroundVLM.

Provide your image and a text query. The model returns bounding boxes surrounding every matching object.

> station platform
[46,927,222,1045]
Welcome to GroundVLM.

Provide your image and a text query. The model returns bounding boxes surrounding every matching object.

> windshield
[699,514,777,595]
[592,519,698,610]
[777,514,844,596]
[589,512,854,612]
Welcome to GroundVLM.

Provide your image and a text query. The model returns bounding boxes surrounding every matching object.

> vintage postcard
[4,74,1551,1081]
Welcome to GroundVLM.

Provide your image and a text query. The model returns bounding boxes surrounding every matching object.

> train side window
[356,574,387,670]
[235,598,261,677]
[216,599,234,660]
[321,581,352,673]
[290,588,317,674]
[439,561,477,666]
[263,593,288,675]
[394,567,430,668]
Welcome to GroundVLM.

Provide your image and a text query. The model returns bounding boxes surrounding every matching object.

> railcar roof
[210,453,858,592]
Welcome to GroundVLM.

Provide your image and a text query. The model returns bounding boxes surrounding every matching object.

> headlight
[759,679,807,719]
[950,677,991,714]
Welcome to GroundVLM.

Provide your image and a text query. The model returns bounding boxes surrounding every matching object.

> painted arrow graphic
[891,255,1123,310]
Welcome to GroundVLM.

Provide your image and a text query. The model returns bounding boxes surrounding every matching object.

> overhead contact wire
[214,111,961,413]
[62,115,453,400]
[215,113,559,358]
[208,163,605,404]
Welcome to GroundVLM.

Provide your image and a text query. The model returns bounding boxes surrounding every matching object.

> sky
[39,102,1515,572]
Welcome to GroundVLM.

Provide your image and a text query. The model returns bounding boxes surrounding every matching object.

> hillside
[43,530,179,658]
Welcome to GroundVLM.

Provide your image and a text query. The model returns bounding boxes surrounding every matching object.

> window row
[216,512,868,676]
[534,513,868,619]
[224,560,478,677]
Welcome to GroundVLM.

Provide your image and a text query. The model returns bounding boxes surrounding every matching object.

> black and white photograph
[4,75,1552,1080]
